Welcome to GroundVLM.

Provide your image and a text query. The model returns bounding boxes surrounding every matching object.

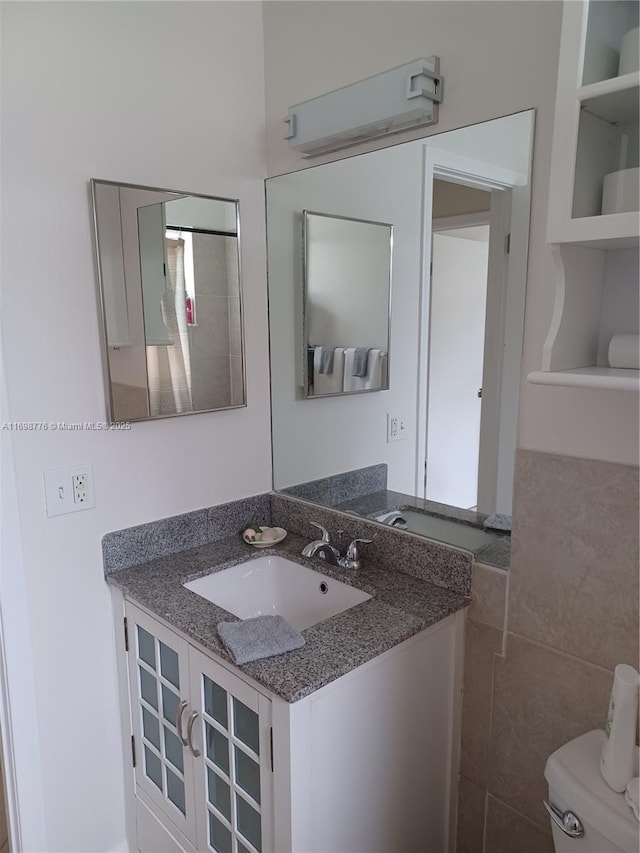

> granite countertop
[107,532,469,703]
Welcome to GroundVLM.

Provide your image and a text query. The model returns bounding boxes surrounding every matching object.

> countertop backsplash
[271,492,472,597]
[103,491,472,597]
[102,493,272,574]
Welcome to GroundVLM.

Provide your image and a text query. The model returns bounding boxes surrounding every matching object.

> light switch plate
[44,465,95,517]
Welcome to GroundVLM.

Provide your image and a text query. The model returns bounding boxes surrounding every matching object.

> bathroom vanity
[107,530,468,853]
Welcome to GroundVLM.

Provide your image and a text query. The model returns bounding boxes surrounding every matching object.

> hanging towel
[319,347,336,374]
[343,348,386,391]
[352,347,371,377]
[217,615,305,665]
[313,347,345,395]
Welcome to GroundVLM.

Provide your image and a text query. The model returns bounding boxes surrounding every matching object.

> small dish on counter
[243,526,287,548]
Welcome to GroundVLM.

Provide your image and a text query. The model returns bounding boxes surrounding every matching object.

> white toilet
[544,730,639,852]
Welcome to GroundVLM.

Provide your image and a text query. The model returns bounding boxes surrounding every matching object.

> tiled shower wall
[189,233,243,411]
[457,449,639,853]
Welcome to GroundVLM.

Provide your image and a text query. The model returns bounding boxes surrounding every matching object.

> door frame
[0,344,47,850]
[416,146,529,511]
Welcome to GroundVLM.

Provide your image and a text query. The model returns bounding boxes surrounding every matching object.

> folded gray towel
[483,512,512,532]
[217,615,305,665]
[319,347,335,374]
[352,347,371,377]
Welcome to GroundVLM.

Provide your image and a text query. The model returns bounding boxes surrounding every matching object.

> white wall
[596,248,640,365]
[0,3,270,851]
[263,0,639,467]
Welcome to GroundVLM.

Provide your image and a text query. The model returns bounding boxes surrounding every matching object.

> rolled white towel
[608,334,640,370]
[625,777,639,821]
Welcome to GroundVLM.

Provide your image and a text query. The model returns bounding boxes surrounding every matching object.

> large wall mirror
[92,180,246,423]
[303,211,392,397]
[266,110,535,565]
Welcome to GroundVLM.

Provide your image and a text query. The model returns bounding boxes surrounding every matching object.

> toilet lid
[545,730,639,853]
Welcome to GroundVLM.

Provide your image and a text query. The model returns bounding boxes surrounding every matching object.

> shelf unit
[531,0,639,392]
[528,367,638,392]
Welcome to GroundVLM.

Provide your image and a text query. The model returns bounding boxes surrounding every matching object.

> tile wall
[457,449,639,852]
[189,233,244,410]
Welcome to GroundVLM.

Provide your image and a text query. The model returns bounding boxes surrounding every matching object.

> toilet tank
[544,730,639,853]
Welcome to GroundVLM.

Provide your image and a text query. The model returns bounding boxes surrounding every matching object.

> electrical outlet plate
[387,413,408,443]
[73,473,88,504]
[44,465,95,517]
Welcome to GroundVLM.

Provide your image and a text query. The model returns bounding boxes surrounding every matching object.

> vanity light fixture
[283,57,443,157]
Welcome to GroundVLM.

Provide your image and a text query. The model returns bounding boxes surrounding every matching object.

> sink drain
[319,581,329,594]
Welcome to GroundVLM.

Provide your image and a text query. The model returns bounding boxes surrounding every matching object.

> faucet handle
[345,537,373,561]
[310,521,331,543]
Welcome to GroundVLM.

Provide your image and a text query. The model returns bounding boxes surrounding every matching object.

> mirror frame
[90,179,247,424]
[302,209,393,398]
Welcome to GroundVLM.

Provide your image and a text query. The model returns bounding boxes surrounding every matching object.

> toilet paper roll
[601,167,640,215]
[608,334,640,369]
[619,27,639,76]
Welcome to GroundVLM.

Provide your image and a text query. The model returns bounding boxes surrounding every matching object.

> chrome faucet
[302,522,372,571]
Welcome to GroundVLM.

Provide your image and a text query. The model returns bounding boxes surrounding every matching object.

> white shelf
[547,3,639,243]
[550,212,639,248]
[578,73,640,122]
[528,367,639,392]
[543,2,639,398]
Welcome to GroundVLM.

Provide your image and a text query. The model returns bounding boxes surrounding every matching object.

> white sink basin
[184,555,372,632]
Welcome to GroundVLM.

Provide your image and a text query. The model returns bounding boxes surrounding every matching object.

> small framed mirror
[91,180,246,423]
[303,210,392,397]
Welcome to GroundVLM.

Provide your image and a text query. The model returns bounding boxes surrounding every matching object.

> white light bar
[284,57,443,158]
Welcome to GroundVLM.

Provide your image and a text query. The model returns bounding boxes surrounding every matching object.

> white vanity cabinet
[126,603,274,853]
[118,598,464,853]
[529,0,639,393]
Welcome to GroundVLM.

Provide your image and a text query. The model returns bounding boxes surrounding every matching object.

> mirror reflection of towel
[319,347,335,374]
[352,347,371,377]
[313,347,345,395]
[344,348,386,391]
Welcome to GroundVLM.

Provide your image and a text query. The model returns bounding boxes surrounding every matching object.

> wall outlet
[73,473,88,504]
[387,413,407,443]
[44,465,95,517]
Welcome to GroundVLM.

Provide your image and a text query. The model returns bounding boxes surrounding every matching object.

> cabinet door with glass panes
[189,646,274,853]
[126,603,198,843]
